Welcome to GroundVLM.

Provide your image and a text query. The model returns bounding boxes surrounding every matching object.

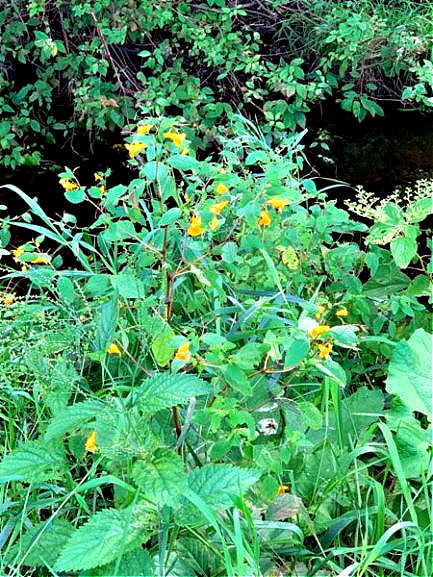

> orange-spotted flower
[175,341,191,362]
[163,131,186,148]
[85,431,97,453]
[125,141,147,158]
[309,325,330,339]
[2,293,15,307]
[258,209,271,227]
[59,177,79,191]
[136,123,152,135]
[277,484,290,496]
[267,197,289,212]
[210,217,219,231]
[188,215,203,237]
[317,343,333,359]
[210,200,229,216]
[336,307,348,318]
[216,183,228,195]
[107,342,121,355]
[315,305,326,319]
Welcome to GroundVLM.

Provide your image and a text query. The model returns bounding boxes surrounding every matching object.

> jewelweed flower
[336,307,349,317]
[107,342,121,355]
[94,172,103,182]
[317,343,333,359]
[188,215,203,237]
[12,247,24,261]
[258,209,271,227]
[175,341,190,362]
[210,216,219,231]
[21,265,28,273]
[267,197,289,212]
[32,255,50,265]
[277,484,290,496]
[125,141,147,158]
[181,148,190,155]
[163,131,186,148]
[210,200,229,215]
[310,325,331,339]
[315,305,326,319]
[136,123,152,135]
[2,293,15,307]
[59,178,78,191]
[99,185,107,195]
[85,431,97,453]
[216,183,228,195]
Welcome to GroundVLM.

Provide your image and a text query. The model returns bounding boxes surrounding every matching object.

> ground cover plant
[0,117,432,576]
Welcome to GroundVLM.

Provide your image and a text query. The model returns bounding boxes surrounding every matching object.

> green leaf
[102,220,136,242]
[55,506,150,572]
[159,207,182,226]
[95,296,118,352]
[110,273,145,298]
[282,335,309,368]
[330,325,359,347]
[135,373,211,413]
[386,328,432,420]
[0,441,65,483]
[316,358,347,387]
[65,188,86,204]
[391,236,417,269]
[132,449,187,506]
[56,275,76,302]
[406,197,433,223]
[168,154,199,171]
[151,326,176,367]
[221,242,238,264]
[82,548,155,576]
[223,363,252,396]
[44,400,105,441]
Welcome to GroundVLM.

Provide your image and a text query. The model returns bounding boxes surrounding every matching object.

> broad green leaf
[386,328,432,420]
[223,363,252,396]
[135,373,211,412]
[95,296,118,352]
[221,242,238,264]
[65,187,86,204]
[390,236,417,269]
[330,325,359,347]
[83,548,155,576]
[0,441,65,483]
[168,154,199,171]
[159,207,182,226]
[316,358,347,387]
[102,220,136,242]
[282,335,309,368]
[110,273,145,298]
[406,196,433,223]
[151,326,176,367]
[44,400,105,440]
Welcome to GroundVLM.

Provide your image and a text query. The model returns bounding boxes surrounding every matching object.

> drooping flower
[136,123,152,135]
[258,209,271,227]
[210,217,219,231]
[94,172,103,182]
[107,342,121,355]
[99,185,107,196]
[188,215,203,237]
[32,255,50,265]
[12,247,25,261]
[2,293,15,307]
[163,131,186,148]
[209,200,229,216]
[85,431,97,453]
[125,141,147,158]
[59,178,79,191]
[315,304,326,319]
[336,307,348,318]
[267,197,289,212]
[175,341,190,362]
[309,325,331,339]
[277,484,290,496]
[216,183,228,195]
[317,343,333,359]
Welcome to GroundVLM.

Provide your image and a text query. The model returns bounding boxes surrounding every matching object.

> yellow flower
[136,123,152,135]
[267,197,289,212]
[21,265,28,273]
[181,148,190,155]
[12,247,25,261]
[85,431,97,453]
[2,293,15,307]
[99,185,107,196]
[315,305,326,319]
[216,183,228,195]
[317,343,333,359]
[59,178,79,191]
[94,172,103,182]
[32,255,50,265]
[210,217,219,231]
[107,342,121,355]
[125,141,147,158]
[163,131,186,148]
[188,215,203,237]
[336,307,348,318]
[175,341,190,362]
[258,209,271,227]
[309,325,331,339]
[277,484,290,496]
[210,200,229,216]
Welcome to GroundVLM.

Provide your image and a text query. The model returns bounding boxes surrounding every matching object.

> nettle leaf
[110,273,145,298]
[82,548,155,576]
[133,449,188,506]
[135,373,211,413]
[386,328,432,420]
[7,519,74,568]
[0,440,65,483]
[390,235,417,269]
[44,400,105,440]
[55,506,150,572]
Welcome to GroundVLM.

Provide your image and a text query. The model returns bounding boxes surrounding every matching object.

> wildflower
[315,305,326,319]
[210,217,219,231]
[163,131,186,148]
[267,197,289,212]
[2,293,15,307]
[181,148,190,155]
[136,123,152,135]
[21,265,28,273]
[125,141,147,158]
[107,342,121,355]
[277,485,290,496]
[99,185,107,196]
[175,341,190,362]
[317,343,333,359]
[210,200,229,216]
[216,183,228,195]
[32,255,50,265]
[309,325,330,339]
[94,172,103,182]
[187,215,203,237]
[12,247,24,261]
[85,431,97,453]
[336,307,348,318]
[258,209,271,227]
[59,178,79,191]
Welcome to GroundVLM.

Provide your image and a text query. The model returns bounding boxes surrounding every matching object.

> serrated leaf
[44,400,105,441]
[135,373,211,412]
[0,441,65,483]
[391,236,417,269]
[55,506,150,572]
[110,273,145,298]
[82,548,155,576]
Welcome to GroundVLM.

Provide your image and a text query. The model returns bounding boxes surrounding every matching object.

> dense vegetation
[0,2,432,577]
